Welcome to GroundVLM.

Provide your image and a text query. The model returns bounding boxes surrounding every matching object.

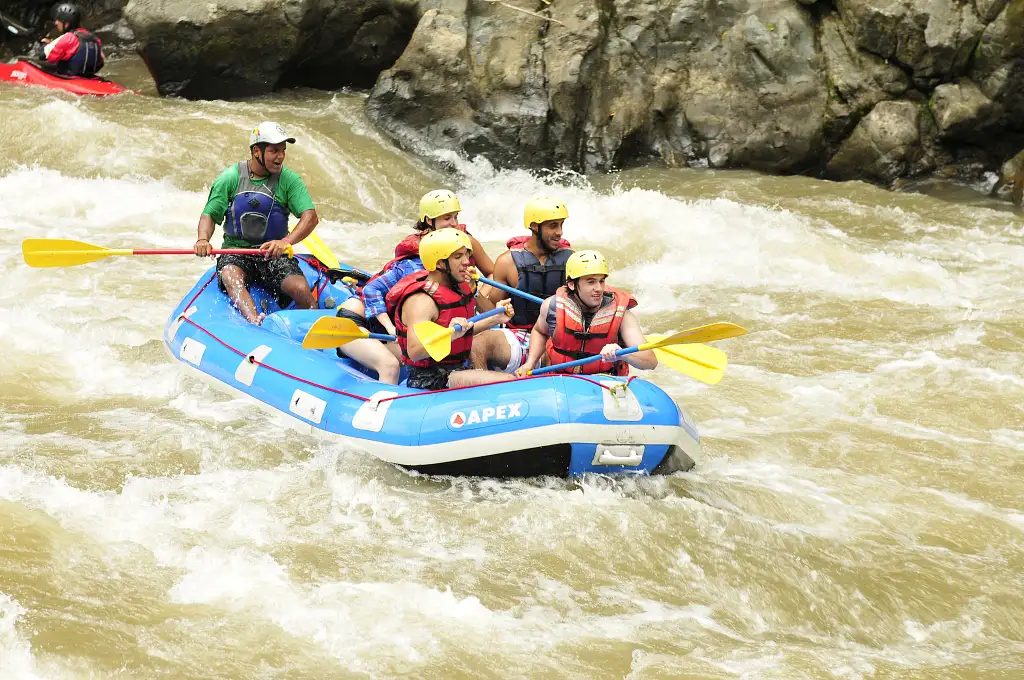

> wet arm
[469,235,495,277]
[284,209,319,245]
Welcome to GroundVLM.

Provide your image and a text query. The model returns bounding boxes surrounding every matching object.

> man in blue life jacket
[37,3,104,77]
[194,122,321,324]
[472,196,573,373]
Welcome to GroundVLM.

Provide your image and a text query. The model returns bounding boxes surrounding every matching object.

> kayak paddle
[413,306,511,362]
[527,323,747,376]
[301,316,396,349]
[21,238,294,268]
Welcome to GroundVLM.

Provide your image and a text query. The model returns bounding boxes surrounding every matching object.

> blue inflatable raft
[163,257,702,477]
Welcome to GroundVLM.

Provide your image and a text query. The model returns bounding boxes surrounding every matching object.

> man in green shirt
[193,121,321,324]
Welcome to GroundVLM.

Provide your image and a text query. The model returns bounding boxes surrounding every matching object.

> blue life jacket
[224,161,290,244]
[508,247,573,329]
[61,29,102,77]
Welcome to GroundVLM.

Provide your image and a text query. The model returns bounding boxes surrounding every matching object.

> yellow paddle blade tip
[413,321,453,362]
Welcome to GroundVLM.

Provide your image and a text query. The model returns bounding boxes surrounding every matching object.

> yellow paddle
[291,226,340,269]
[301,316,396,349]
[529,322,746,376]
[645,334,728,385]
[413,307,512,362]
[21,238,293,268]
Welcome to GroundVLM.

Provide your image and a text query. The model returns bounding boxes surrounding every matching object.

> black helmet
[52,3,81,27]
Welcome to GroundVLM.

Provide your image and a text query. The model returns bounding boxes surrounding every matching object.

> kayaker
[385,228,515,390]
[37,3,104,77]
[473,196,574,375]
[518,250,657,376]
[193,121,320,324]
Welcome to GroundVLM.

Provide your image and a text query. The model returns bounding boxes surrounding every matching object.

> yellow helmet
[419,190,462,222]
[419,228,472,271]
[565,250,609,280]
[523,196,568,230]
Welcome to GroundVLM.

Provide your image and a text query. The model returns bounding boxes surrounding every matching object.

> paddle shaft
[531,344,645,376]
[453,306,510,333]
[29,248,283,257]
[477,275,544,305]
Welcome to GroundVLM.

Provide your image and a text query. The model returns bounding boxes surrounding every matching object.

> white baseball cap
[249,121,296,147]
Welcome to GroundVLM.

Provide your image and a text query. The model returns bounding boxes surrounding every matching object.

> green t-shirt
[202,162,316,248]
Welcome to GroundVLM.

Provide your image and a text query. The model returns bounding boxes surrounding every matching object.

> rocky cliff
[11,0,1024,201]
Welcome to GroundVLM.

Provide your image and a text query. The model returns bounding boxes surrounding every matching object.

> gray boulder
[819,13,909,143]
[124,0,419,99]
[367,0,828,173]
[998,148,1024,205]
[970,0,1024,125]
[825,99,935,183]
[835,0,985,88]
[929,79,1001,139]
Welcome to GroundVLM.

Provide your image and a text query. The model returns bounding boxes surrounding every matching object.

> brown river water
[1,57,1022,678]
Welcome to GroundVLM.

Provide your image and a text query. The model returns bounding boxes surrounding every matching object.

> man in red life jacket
[473,196,574,374]
[518,250,657,376]
[37,3,104,77]
[333,189,487,384]
[385,228,516,390]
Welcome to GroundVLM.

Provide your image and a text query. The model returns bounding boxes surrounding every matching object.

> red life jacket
[385,270,476,368]
[546,285,638,376]
[505,235,572,250]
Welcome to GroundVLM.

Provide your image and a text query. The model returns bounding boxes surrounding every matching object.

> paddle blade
[301,316,370,349]
[22,238,126,268]
[647,336,728,385]
[412,320,453,362]
[297,231,341,270]
[646,322,747,349]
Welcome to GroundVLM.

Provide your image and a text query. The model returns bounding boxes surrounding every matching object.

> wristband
[196,238,209,243]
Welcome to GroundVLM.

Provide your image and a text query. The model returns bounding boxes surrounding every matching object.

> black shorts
[216,253,304,300]
[406,364,468,391]
[336,308,388,336]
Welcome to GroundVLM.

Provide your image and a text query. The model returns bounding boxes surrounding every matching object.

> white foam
[0,592,44,680]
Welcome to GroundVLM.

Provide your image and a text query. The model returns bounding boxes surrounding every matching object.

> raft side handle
[353,391,399,432]
[600,380,643,421]
[168,305,198,342]
[235,345,273,386]
[593,444,645,467]
[179,337,206,366]
[290,389,326,424]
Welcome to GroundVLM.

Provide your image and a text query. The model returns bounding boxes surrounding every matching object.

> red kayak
[0,60,132,96]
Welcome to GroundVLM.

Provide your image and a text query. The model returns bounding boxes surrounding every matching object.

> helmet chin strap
[252,144,270,176]
[439,259,460,288]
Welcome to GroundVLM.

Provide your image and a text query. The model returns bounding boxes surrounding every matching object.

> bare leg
[339,338,401,385]
[339,297,366,315]
[219,265,261,323]
[470,329,511,370]
[448,369,516,388]
[280,274,317,309]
